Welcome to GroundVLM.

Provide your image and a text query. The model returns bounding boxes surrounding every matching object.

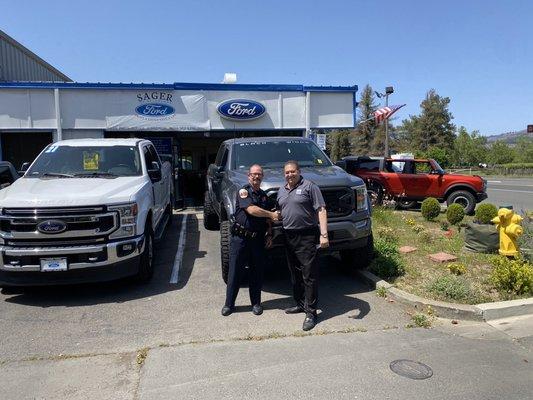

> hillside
[486,129,533,144]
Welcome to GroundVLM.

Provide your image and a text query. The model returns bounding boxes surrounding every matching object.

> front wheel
[203,191,220,231]
[396,200,417,210]
[135,226,154,283]
[447,190,476,215]
[340,234,374,270]
[220,220,231,284]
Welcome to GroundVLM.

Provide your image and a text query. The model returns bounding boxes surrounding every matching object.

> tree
[487,141,515,165]
[353,84,377,154]
[512,137,533,164]
[452,126,488,166]
[397,89,456,152]
[328,129,352,161]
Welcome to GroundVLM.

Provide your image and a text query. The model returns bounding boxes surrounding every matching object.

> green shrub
[376,286,387,298]
[421,198,440,221]
[428,275,471,301]
[475,203,498,224]
[446,204,465,225]
[440,221,450,231]
[447,262,467,275]
[370,238,405,279]
[490,256,533,296]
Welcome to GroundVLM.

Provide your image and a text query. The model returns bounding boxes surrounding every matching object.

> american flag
[374,104,406,124]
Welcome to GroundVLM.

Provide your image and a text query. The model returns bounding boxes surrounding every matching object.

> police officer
[277,160,329,331]
[221,164,279,317]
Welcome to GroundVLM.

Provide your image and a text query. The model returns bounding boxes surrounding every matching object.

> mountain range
[485,129,533,144]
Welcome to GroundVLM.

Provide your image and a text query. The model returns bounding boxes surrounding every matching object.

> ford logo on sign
[217,99,266,121]
[37,220,67,234]
[135,103,175,117]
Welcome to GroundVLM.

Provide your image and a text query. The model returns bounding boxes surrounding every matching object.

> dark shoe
[221,306,234,316]
[252,304,263,315]
[285,305,305,314]
[302,314,317,331]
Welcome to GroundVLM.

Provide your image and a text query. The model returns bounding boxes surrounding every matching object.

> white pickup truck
[0,139,173,287]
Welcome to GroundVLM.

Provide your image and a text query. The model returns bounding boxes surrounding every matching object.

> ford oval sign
[37,220,67,234]
[135,103,175,118]
[217,99,266,121]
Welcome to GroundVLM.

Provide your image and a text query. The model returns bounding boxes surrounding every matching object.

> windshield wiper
[73,172,118,178]
[41,172,75,178]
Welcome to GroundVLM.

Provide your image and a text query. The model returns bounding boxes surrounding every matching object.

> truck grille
[0,206,119,246]
[266,187,354,218]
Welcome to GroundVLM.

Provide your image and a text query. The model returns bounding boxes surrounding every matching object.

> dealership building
[0,81,357,206]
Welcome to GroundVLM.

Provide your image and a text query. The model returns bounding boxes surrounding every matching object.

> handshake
[268,210,282,222]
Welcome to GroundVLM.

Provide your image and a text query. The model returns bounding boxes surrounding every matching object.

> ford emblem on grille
[37,220,67,234]
[217,99,266,121]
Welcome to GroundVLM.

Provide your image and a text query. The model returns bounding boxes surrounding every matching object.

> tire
[203,191,220,230]
[220,220,231,284]
[447,190,476,215]
[396,200,417,210]
[340,234,374,270]
[135,224,154,283]
[366,182,384,207]
[165,196,173,227]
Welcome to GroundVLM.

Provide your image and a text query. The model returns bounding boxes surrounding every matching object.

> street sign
[527,125,533,133]
[316,134,327,150]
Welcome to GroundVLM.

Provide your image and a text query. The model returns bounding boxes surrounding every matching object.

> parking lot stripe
[170,214,188,284]
[489,188,533,194]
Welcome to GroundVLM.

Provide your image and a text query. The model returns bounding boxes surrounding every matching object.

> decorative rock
[428,252,458,263]
[399,246,418,254]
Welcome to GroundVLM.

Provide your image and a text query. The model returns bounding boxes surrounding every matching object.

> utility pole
[384,86,394,158]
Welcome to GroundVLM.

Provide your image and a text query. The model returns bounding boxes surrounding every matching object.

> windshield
[26,145,142,178]
[432,160,446,174]
[232,140,332,170]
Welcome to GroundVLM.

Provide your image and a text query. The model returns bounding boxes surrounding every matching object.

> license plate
[40,258,68,272]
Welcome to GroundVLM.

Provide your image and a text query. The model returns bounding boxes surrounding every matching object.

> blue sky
[1,0,531,136]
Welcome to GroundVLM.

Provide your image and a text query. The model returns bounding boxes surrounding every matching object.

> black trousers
[284,227,319,315]
[225,235,265,308]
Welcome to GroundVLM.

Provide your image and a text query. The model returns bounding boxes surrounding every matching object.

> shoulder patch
[239,189,249,199]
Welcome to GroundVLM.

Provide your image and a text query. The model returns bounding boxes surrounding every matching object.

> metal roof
[0,29,71,82]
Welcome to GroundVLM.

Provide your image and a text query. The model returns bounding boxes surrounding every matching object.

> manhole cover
[389,359,433,380]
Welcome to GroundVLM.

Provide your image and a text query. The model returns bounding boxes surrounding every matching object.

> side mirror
[335,160,347,171]
[148,161,162,182]
[19,162,30,176]
[214,165,225,179]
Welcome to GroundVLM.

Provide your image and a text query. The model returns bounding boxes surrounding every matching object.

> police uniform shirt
[234,185,269,233]
[277,176,325,230]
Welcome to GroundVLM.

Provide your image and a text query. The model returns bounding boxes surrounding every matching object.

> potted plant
[464,203,499,253]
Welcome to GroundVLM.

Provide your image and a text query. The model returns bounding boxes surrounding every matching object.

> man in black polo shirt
[221,164,279,317]
[277,160,329,331]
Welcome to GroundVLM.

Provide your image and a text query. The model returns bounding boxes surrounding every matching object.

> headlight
[351,185,368,212]
[109,203,138,239]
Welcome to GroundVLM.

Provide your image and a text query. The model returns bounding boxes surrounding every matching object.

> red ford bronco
[341,156,487,214]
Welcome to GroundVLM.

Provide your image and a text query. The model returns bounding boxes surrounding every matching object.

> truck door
[143,144,164,226]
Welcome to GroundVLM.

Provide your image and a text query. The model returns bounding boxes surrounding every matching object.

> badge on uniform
[239,189,248,198]
[296,189,302,195]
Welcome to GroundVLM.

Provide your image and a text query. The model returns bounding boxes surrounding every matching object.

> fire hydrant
[491,208,523,257]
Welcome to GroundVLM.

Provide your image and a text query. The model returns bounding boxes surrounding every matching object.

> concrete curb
[356,269,533,322]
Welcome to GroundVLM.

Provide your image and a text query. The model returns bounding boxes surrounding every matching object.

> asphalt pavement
[483,177,533,212]
[0,211,532,399]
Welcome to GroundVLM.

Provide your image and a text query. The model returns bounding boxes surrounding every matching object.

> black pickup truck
[0,162,19,189]
[203,137,374,283]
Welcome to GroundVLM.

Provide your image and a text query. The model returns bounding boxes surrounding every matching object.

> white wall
[0,88,355,132]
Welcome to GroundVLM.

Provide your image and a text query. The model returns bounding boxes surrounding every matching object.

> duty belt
[231,223,258,239]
